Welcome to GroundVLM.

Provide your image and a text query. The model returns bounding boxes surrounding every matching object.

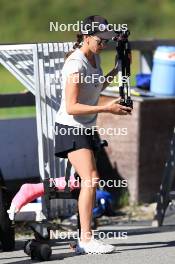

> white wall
[0,117,39,180]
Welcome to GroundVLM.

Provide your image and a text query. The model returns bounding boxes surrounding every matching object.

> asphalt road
[0,222,175,264]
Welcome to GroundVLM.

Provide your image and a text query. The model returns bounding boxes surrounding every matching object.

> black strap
[65,160,72,192]
[43,178,51,218]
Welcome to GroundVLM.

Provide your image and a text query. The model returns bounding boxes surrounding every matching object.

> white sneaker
[75,237,116,254]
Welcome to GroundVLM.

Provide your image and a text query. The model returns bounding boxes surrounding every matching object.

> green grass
[0,66,35,119]
[100,50,139,86]
[0,66,26,94]
[0,0,175,43]
[0,107,36,119]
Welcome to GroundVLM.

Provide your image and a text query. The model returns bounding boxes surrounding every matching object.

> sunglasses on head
[91,36,109,46]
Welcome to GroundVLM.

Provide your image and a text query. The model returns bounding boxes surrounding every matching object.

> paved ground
[1,204,175,264]
[1,220,175,264]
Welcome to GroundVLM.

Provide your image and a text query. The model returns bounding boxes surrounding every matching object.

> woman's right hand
[104,98,132,115]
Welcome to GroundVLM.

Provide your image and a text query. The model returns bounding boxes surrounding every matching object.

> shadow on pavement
[117,240,175,251]
[0,251,85,264]
[100,224,175,237]
[1,224,175,263]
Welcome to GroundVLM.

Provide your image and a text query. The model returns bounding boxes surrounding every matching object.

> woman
[55,15,132,254]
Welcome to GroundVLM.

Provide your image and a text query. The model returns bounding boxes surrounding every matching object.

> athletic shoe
[75,237,116,254]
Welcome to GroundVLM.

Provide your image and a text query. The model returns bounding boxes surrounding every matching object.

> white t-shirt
[55,48,103,128]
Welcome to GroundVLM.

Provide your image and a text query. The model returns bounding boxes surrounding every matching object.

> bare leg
[68,148,99,242]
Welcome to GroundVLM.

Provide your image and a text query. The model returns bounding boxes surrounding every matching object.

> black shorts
[54,123,98,158]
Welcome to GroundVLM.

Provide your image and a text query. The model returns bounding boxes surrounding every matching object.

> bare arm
[65,72,132,116]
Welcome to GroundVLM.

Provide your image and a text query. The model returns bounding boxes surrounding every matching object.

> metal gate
[0,42,77,218]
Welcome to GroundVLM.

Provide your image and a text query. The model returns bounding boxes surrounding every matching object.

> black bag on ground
[0,170,15,251]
